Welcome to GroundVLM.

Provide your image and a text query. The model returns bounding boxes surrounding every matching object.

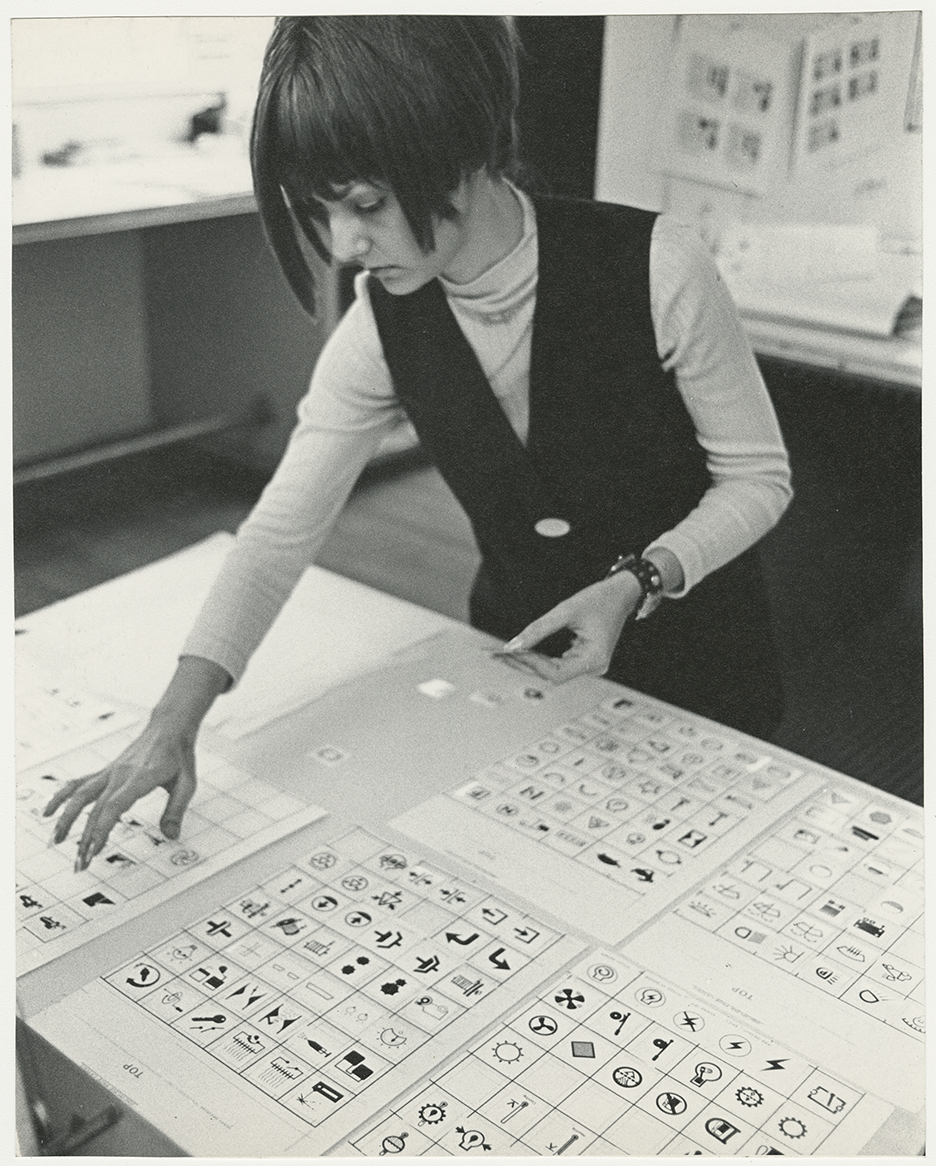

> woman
[47,16,791,871]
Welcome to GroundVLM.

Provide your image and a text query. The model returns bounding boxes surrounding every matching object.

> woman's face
[314,181,473,293]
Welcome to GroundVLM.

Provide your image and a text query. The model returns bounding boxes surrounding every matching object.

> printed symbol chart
[672,783,925,1042]
[32,828,583,1156]
[16,724,326,974]
[339,950,893,1157]
[395,689,818,940]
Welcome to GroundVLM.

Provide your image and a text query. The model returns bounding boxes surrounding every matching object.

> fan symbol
[554,988,586,1010]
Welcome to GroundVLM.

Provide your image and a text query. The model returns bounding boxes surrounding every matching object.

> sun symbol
[418,1102,447,1126]
[493,1040,524,1063]
[736,1086,764,1108]
[778,1116,807,1139]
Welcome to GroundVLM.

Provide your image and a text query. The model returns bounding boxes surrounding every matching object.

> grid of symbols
[344,950,874,1158]
[16,725,317,970]
[448,691,806,899]
[673,783,925,1043]
[99,828,565,1133]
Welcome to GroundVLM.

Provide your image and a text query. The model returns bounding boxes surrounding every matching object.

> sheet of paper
[624,783,925,1112]
[14,532,236,711]
[17,724,327,975]
[392,688,823,944]
[717,222,915,337]
[202,569,453,739]
[333,948,897,1157]
[30,827,584,1157]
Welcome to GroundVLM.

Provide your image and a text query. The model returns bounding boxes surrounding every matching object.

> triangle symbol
[830,791,849,804]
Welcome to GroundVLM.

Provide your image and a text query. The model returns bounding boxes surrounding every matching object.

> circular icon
[636,986,665,1007]
[170,849,200,867]
[719,1035,752,1057]
[342,875,369,892]
[307,852,337,870]
[344,910,372,927]
[380,854,408,871]
[418,1102,447,1126]
[493,1040,523,1063]
[311,895,338,912]
[588,963,617,984]
[778,1116,807,1140]
[529,1015,558,1036]
[736,1085,764,1107]
[554,987,586,1010]
[656,1091,687,1116]
[379,1132,408,1156]
[125,963,161,989]
[613,1066,643,1089]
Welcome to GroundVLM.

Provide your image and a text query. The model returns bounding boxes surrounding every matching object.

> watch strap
[605,553,664,620]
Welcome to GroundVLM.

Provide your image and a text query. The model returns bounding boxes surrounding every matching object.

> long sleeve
[180,296,404,683]
[644,217,793,594]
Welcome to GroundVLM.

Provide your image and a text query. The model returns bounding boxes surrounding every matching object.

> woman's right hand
[43,721,198,871]
[41,654,231,872]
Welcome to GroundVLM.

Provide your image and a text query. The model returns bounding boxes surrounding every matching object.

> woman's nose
[328,211,369,263]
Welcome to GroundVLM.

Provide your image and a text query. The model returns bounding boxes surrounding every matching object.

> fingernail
[504,637,524,651]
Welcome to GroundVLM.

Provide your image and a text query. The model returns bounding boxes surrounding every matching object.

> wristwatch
[605,553,665,621]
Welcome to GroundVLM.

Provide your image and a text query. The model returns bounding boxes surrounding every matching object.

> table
[16,538,924,1156]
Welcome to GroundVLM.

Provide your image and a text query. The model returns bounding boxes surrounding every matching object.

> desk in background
[16,539,924,1157]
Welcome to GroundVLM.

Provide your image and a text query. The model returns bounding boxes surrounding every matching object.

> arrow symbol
[482,907,508,924]
[488,947,510,970]
[445,931,479,946]
[513,927,539,943]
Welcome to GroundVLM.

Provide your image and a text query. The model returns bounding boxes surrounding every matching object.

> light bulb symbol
[691,1061,723,1087]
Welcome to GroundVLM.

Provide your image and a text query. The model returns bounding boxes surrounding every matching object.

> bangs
[250,16,520,318]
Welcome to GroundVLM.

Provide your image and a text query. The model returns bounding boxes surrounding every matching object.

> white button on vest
[534,517,571,538]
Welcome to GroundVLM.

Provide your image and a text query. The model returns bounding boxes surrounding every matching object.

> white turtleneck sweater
[182,189,792,685]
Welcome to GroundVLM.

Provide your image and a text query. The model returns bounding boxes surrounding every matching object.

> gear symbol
[736,1086,764,1107]
[493,1040,523,1063]
[418,1102,447,1126]
[778,1116,807,1139]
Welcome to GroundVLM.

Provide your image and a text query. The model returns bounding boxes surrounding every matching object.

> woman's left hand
[501,571,643,683]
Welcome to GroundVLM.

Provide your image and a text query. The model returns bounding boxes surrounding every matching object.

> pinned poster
[793,12,915,175]
[656,16,795,195]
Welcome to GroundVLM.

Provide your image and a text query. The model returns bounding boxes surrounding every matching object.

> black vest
[370,195,782,739]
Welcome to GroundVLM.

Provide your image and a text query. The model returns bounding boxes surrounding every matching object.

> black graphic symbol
[778,1116,807,1139]
[651,1037,673,1061]
[126,964,160,988]
[379,1132,408,1155]
[613,1066,642,1088]
[719,1036,752,1057]
[418,1102,447,1126]
[493,1040,523,1063]
[554,988,585,1010]
[637,987,664,1006]
[596,853,620,867]
[736,1086,764,1107]
[529,1015,558,1036]
[610,1010,631,1035]
[675,1010,703,1032]
[763,1058,787,1071]
[691,1062,722,1086]
[656,1091,687,1116]
[705,1117,741,1144]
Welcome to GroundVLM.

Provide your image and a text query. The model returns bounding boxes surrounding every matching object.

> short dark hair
[251,16,521,316]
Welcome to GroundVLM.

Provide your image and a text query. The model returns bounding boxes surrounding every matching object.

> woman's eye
[355,198,385,215]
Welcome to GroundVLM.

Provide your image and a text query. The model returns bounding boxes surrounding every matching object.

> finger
[51,777,107,844]
[504,604,573,653]
[76,785,138,871]
[160,763,197,840]
[44,776,94,817]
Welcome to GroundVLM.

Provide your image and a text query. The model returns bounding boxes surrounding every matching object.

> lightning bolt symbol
[764,1058,788,1071]
[728,1041,745,1051]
